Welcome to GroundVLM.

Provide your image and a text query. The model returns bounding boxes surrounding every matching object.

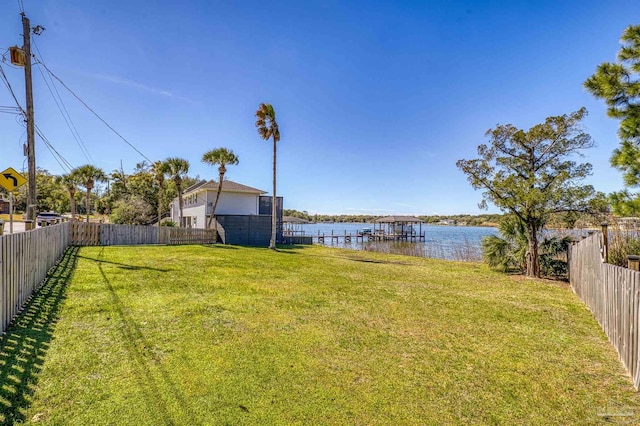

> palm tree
[151,160,170,226]
[164,157,190,227]
[482,215,572,278]
[255,103,280,249]
[73,164,107,222]
[56,173,81,220]
[202,148,239,229]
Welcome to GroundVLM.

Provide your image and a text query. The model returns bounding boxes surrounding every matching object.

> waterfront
[300,223,497,261]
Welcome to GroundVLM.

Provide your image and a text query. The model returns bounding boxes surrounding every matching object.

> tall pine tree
[585,25,640,215]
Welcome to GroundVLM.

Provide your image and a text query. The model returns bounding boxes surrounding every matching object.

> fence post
[628,255,640,271]
[0,219,3,235]
[601,222,609,264]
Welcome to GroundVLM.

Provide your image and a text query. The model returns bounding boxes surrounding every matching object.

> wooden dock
[312,231,426,244]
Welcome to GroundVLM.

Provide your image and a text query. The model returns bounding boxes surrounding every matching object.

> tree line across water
[283,210,504,227]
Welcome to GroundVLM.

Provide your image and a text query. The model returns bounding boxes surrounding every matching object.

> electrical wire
[17,0,25,14]
[35,124,75,173]
[32,42,95,165]
[35,59,153,163]
[0,105,21,114]
[0,63,25,113]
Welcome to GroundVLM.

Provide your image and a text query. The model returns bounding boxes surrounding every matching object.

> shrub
[109,196,154,225]
[608,231,640,267]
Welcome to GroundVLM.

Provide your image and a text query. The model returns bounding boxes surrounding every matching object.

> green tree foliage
[482,215,572,279]
[164,157,190,227]
[56,172,81,219]
[110,195,155,225]
[584,25,640,215]
[1,168,66,214]
[456,108,597,277]
[256,103,280,249]
[73,165,107,222]
[151,161,170,226]
[202,148,239,228]
[482,215,528,272]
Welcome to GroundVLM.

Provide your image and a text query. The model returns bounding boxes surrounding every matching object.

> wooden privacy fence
[1,222,218,333]
[570,232,640,389]
[0,222,70,333]
[70,222,216,246]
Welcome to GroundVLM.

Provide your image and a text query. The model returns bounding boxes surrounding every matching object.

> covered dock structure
[282,216,310,236]
[373,216,426,241]
[282,216,312,244]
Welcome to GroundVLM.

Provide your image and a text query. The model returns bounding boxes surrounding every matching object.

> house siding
[213,192,258,215]
[172,190,261,229]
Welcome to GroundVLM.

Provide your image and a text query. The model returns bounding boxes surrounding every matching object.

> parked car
[37,212,62,226]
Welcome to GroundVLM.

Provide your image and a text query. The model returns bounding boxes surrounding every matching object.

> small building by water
[374,216,426,241]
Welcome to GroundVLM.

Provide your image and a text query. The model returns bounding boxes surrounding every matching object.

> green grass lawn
[1,244,639,425]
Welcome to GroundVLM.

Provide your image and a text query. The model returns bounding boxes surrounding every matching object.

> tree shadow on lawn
[0,246,78,424]
[199,244,238,249]
[94,247,201,424]
[76,255,172,272]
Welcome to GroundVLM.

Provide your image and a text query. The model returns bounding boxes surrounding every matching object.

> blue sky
[1,0,638,215]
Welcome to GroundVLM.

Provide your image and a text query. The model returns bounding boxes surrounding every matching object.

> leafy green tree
[151,161,170,226]
[584,25,640,215]
[255,103,281,249]
[110,195,154,225]
[482,215,572,278]
[482,215,528,272]
[201,148,239,229]
[164,157,190,227]
[57,173,81,219]
[128,168,156,214]
[73,165,107,222]
[456,108,597,277]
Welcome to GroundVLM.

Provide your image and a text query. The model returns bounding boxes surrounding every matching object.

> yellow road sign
[0,167,27,191]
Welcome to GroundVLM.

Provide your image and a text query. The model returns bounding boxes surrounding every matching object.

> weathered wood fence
[570,232,640,389]
[69,222,216,246]
[1,222,217,333]
[1,222,70,333]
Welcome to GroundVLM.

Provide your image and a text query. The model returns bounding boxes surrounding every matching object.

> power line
[0,105,21,114]
[31,41,95,165]
[16,0,24,13]
[35,124,75,173]
[35,59,153,163]
[0,63,25,113]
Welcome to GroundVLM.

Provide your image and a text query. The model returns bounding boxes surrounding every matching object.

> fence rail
[1,222,217,334]
[570,233,640,389]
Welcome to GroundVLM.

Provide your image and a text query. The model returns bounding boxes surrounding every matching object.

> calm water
[297,223,497,261]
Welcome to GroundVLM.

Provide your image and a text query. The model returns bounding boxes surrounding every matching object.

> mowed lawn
[2,244,640,425]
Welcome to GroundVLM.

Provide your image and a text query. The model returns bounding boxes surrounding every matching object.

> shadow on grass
[199,244,238,250]
[95,247,200,424]
[76,255,172,272]
[275,245,306,253]
[0,246,78,424]
[304,251,410,265]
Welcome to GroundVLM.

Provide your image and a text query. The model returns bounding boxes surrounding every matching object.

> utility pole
[22,12,36,222]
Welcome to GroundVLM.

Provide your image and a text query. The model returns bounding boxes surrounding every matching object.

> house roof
[182,180,208,194]
[375,215,424,223]
[191,179,267,195]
